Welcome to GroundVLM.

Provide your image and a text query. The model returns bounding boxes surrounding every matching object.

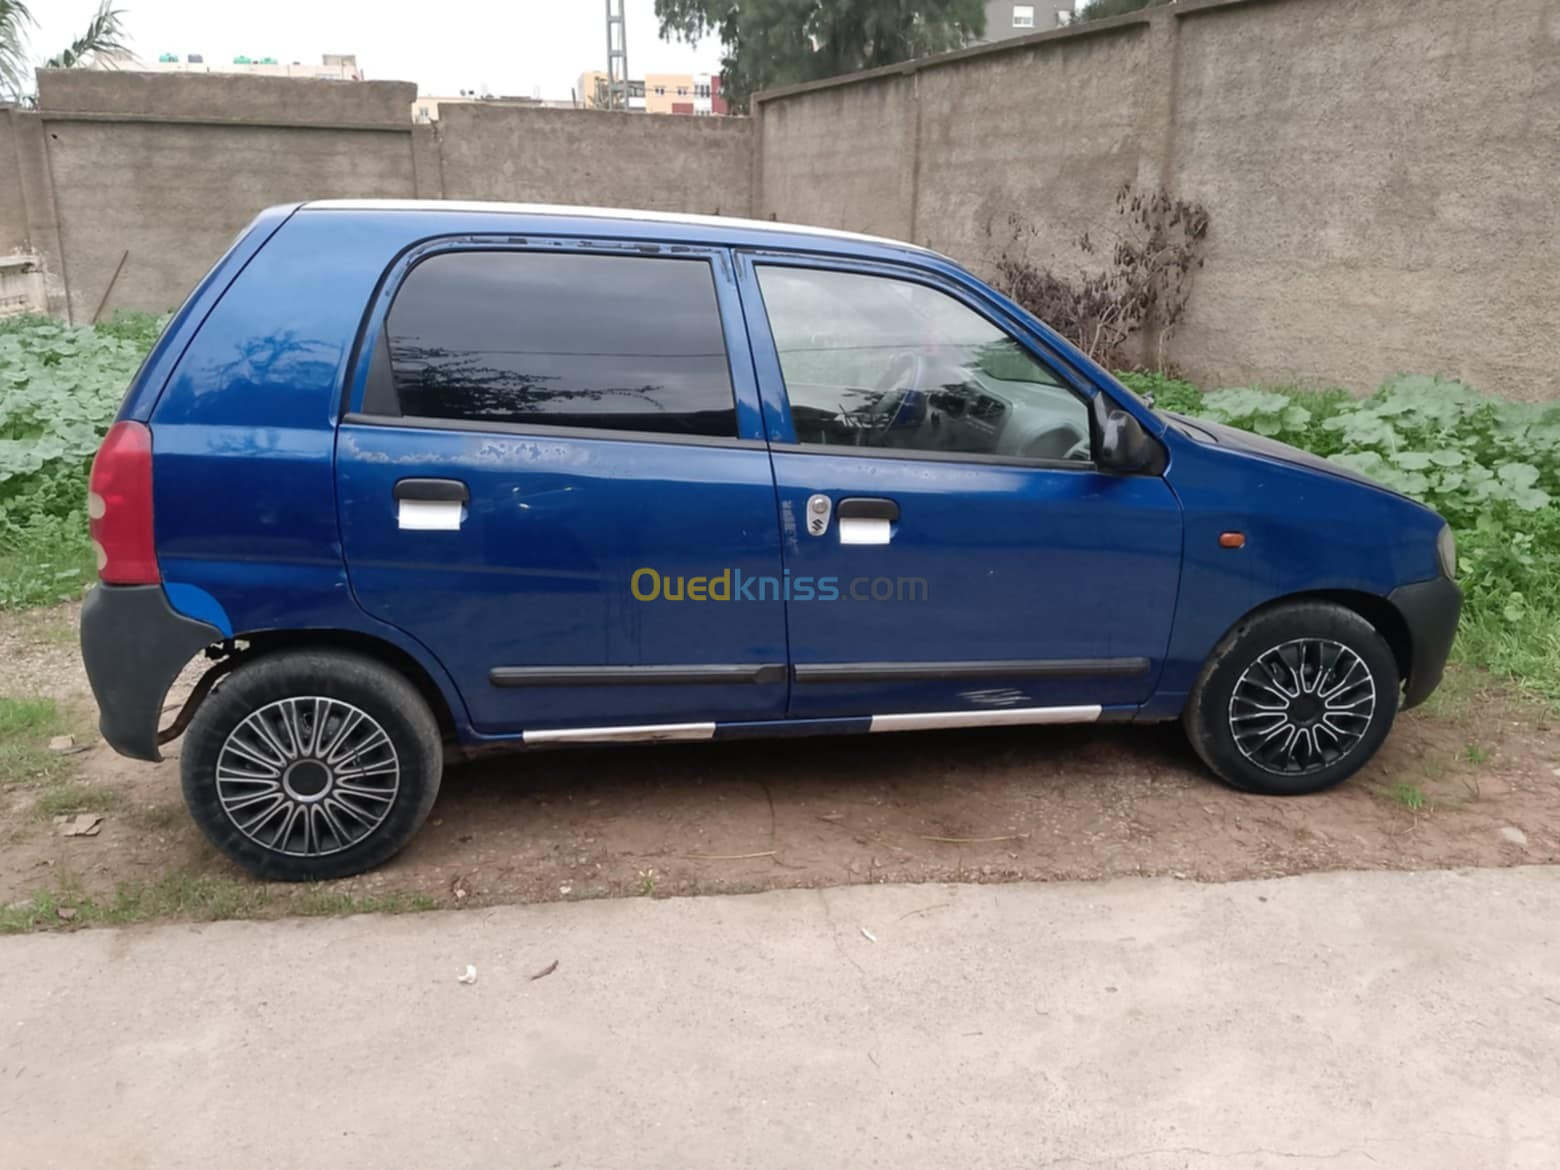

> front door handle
[394,478,468,531]
[394,478,470,502]
[836,496,898,546]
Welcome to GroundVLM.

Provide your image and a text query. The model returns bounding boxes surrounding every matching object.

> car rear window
[377,250,738,438]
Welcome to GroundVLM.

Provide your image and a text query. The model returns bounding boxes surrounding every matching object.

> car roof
[299,199,944,262]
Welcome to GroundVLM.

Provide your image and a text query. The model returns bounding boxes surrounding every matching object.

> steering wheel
[858,351,927,444]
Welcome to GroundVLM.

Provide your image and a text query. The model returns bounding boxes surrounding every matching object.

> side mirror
[1098,408,1158,474]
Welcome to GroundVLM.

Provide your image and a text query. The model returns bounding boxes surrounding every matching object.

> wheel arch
[1233,589,1413,684]
[233,629,462,743]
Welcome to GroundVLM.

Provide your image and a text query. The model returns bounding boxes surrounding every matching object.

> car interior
[761,266,1093,462]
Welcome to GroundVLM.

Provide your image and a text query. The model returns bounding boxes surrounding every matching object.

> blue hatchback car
[80,201,1460,879]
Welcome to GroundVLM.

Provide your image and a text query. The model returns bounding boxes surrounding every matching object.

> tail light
[88,421,160,585]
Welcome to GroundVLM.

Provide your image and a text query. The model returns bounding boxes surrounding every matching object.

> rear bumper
[1389,575,1462,708]
[79,584,223,762]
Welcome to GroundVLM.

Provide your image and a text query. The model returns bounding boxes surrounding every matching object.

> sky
[30,0,725,100]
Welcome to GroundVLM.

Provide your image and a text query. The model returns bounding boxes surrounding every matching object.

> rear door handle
[836,496,898,545]
[394,478,468,531]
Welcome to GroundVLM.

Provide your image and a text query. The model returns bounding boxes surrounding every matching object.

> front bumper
[1389,575,1462,708]
[79,584,224,762]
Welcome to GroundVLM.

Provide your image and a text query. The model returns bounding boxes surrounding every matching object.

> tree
[0,0,33,100]
[44,1,128,70]
[1073,0,1174,22]
[1,1,129,104]
[655,0,986,110]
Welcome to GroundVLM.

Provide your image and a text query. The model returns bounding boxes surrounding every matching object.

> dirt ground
[2,603,1556,919]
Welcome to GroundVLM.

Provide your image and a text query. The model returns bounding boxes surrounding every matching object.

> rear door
[336,243,788,737]
[737,254,1183,720]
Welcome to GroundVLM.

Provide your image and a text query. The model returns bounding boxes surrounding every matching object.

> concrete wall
[0,111,27,254]
[31,71,421,321]
[754,0,1560,401]
[912,21,1159,271]
[12,0,1560,400]
[36,69,416,126]
[438,104,752,216]
[1167,0,1560,398]
[8,70,756,322]
[755,74,919,240]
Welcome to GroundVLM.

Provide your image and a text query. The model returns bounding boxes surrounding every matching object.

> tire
[1183,602,1399,796]
[180,649,443,880]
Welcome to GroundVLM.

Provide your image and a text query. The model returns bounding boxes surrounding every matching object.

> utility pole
[605,0,628,110]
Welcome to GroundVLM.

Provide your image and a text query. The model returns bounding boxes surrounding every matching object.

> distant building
[577,69,726,115]
[643,72,727,116]
[981,2,1075,41]
[137,52,362,80]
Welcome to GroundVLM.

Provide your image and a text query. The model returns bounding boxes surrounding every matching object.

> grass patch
[1414,659,1487,720]
[1384,782,1428,811]
[0,514,94,609]
[0,872,438,934]
[0,695,73,788]
[31,780,128,819]
[0,695,60,739]
[1456,610,1560,706]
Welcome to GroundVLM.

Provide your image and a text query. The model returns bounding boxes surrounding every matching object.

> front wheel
[181,650,443,880]
[1184,602,1399,796]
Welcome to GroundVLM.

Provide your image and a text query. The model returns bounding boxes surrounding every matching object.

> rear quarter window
[377,250,738,438]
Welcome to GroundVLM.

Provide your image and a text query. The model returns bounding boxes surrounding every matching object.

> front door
[337,243,788,736]
[738,255,1183,720]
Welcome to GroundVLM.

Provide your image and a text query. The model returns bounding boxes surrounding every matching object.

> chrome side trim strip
[522,706,1100,746]
[521,721,717,745]
[867,705,1101,733]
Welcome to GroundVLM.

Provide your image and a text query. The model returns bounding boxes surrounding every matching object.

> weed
[636,867,658,896]
[1385,782,1427,811]
[987,182,1210,369]
[1464,743,1492,765]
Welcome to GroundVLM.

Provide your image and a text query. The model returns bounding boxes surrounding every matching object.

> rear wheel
[1184,602,1399,796]
[180,650,442,880]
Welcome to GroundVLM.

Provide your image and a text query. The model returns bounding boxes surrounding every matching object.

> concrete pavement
[3,868,1559,1169]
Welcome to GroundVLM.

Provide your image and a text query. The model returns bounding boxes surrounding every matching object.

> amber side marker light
[1219,532,1246,549]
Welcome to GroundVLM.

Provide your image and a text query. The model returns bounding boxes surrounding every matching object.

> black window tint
[382,251,737,437]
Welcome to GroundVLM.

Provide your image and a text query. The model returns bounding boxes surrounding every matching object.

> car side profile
[79,201,1460,880]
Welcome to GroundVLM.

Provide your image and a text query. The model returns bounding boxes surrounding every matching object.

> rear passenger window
[379,251,737,438]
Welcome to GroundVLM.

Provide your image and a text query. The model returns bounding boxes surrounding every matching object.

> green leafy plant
[1115,371,1205,415]
[1144,371,1560,701]
[0,312,164,606]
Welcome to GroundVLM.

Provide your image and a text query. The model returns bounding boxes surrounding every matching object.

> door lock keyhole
[805,494,832,537]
